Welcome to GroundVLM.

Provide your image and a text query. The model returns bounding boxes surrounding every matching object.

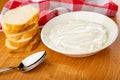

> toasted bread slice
[1,5,39,34]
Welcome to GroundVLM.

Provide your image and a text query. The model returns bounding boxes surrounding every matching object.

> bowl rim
[41,11,119,56]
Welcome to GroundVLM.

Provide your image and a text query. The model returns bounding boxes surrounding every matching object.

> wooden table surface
[0,0,120,80]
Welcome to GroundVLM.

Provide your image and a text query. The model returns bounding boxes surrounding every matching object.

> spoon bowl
[0,51,46,72]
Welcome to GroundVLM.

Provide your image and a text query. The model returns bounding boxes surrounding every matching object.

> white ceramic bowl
[41,11,118,57]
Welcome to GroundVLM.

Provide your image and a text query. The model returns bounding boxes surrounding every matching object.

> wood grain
[0,0,120,80]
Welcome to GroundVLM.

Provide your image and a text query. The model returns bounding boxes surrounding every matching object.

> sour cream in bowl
[41,11,118,57]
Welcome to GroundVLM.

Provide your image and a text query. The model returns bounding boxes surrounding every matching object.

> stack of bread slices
[1,5,40,52]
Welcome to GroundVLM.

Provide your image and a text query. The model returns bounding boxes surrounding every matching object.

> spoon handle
[0,67,15,72]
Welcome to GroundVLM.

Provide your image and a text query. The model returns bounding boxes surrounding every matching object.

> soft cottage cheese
[49,20,108,53]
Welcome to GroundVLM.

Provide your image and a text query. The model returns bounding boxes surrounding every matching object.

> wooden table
[0,0,120,80]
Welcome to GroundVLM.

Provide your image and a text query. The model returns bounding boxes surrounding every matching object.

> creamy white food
[49,20,108,53]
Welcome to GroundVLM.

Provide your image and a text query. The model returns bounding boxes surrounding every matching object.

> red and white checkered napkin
[0,0,118,31]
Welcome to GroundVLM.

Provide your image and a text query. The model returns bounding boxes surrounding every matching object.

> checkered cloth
[0,0,118,31]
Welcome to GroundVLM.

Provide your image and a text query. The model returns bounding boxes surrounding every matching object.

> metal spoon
[0,51,46,72]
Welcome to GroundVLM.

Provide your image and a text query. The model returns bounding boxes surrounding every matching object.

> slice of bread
[5,23,39,40]
[6,36,33,49]
[1,5,39,34]
[5,40,18,50]
[6,32,40,53]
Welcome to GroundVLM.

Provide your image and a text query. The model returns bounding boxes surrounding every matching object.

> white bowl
[41,11,118,57]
